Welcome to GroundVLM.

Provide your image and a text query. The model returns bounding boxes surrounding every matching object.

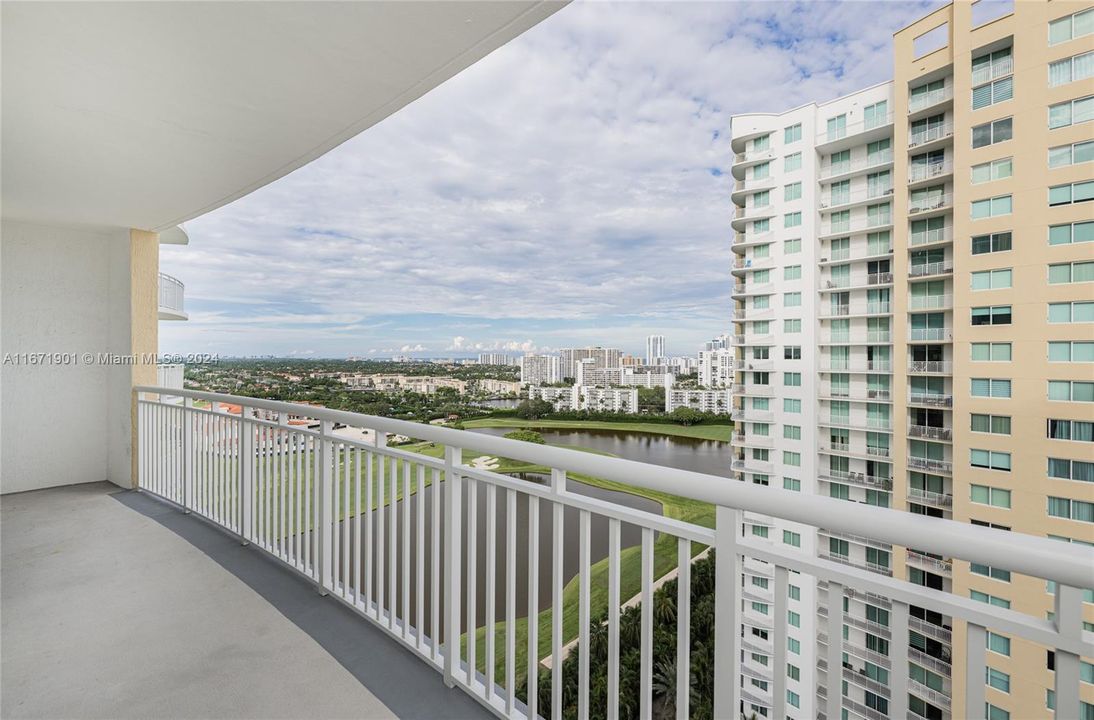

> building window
[783,451,801,467]
[1050,8,1094,45]
[783,530,800,547]
[784,319,801,333]
[784,123,801,144]
[972,484,1011,507]
[971,157,1012,184]
[1049,95,1094,129]
[784,212,801,228]
[1049,301,1094,323]
[972,77,1013,110]
[971,342,1012,361]
[972,0,1013,27]
[784,346,801,360]
[1049,51,1094,87]
[971,268,1012,290]
[784,182,802,201]
[971,451,1012,473]
[971,305,1012,325]
[1049,457,1094,486]
[972,117,1012,148]
[784,372,801,387]
[972,378,1011,398]
[972,414,1011,435]
[1049,341,1094,362]
[784,265,801,280]
[972,231,1012,254]
[783,152,801,172]
[1048,496,1094,523]
[1048,380,1094,402]
[973,590,1011,609]
[973,564,1012,582]
[784,238,801,253]
[784,292,801,307]
[1049,261,1094,284]
[783,398,801,413]
[783,477,800,491]
[1048,420,1094,445]
[987,631,1011,656]
[783,425,801,440]
[971,194,1012,218]
[913,23,948,58]
[1050,221,1094,246]
[752,134,770,151]
[1049,140,1094,168]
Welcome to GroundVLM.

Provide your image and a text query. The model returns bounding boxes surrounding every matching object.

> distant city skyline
[159,1,939,358]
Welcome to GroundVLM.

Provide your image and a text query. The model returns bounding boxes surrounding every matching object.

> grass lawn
[461,417,733,442]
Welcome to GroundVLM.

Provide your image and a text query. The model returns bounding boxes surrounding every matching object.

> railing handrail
[135,385,1094,588]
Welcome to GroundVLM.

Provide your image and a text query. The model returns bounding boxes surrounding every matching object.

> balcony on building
[814,112,895,155]
[158,271,188,320]
[907,120,955,151]
[5,5,1094,720]
[907,80,954,120]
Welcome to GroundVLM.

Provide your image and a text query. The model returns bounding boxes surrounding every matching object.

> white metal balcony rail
[823,272,894,290]
[135,387,1094,720]
[158,272,185,315]
[821,469,894,491]
[910,226,953,246]
[909,327,953,342]
[908,455,954,474]
[734,148,774,165]
[971,57,1013,86]
[908,122,955,148]
[907,360,952,374]
[908,425,953,441]
[816,113,895,144]
[908,85,954,114]
[157,363,185,391]
[820,360,893,373]
[820,186,895,210]
[819,151,895,180]
[909,392,954,407]
[908,193,953,214]
[908,487,953,508]
[820,302,892,317]
[909,295,953,311]
[909,261,954,278]
[908,160,954,184]
[733,177,776,193]
[821,216,894,236]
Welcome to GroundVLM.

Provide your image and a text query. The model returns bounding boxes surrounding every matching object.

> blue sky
[160,0,939,359]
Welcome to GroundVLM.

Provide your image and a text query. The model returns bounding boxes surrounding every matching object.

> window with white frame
[971,194,1012,218]
[972,378,1011,398]
[1049,8,1093,45]
[1049,95,1094,129]
[971,268,1012,290]
[1049,140,1094,168]
[1048,261,1094,284]
[1049,341,1094,362]
[1049,302,1094,323]
[971,157,1012,183]
[1049,221,1094,246]
[1048,380,1094,402]
[1049,51,1094,87]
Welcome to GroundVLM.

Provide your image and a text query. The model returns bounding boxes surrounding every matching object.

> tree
[504,429,546,444]
[671,407,703,426]
[515,399,554,420]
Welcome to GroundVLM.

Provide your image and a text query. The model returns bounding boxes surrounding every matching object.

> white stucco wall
[1,220,133,493]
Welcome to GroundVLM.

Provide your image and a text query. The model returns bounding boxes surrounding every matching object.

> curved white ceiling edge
[1,1,567,233]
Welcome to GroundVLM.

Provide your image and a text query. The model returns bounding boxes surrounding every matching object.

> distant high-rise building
[702,333,732,351]
[559,346,622,379]
[645,334,666,365]
[698,349,734,388]
[477,352,514,366]
[519,354,560,386]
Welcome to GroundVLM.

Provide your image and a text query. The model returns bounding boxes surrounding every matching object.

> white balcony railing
[157,363,185,391]
[908,160,954,184]
[158,272,186,318]
[908,85,954,114]
[819,150,895,180]
[909,327,953,342]
[909,261,953,278]
[907,361,952,374]
[816,113,895,144]
[908,193,953,214]
[908,121,955,148]
[135,386,1094,720]
[909,226,952,246]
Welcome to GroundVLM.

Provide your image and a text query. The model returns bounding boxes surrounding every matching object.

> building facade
[559,346,623,380]
[729,3,1093,720]
[646,334,666,365]
[477,352,515,366]
[519,354,561,387]
[665,387,732,414]
[528,385,638,413]
[699,348,736,388]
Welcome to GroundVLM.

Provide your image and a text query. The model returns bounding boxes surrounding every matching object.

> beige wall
[894,2,1094,718]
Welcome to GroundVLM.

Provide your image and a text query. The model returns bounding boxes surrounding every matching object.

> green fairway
[460,417,733,442]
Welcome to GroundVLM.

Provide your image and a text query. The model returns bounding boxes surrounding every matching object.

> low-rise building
[528,385,638,413]
[665,387,731,415]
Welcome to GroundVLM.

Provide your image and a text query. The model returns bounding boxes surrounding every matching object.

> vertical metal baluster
[317,420,332,594]
[676,538,691,720]
[639,527,653,720]
[527,495,540,720]
[607,518,621,720]
[377,445,386,622]
[345,443,352,597]
[365,447,375,617]
[467,476,479,689]
[825,581,844,720]
[485,483,497,701]
[551,469,565,720]
[889,599,910,720]
[578,510,592,720]
[416,463,425,651]
[431,467,441,663]
[713,506,742,720]
[356,447,363,606]
[772,566,788,720]
[1053,585,1083,719]
[402,459,411,640]
[388,453,398,632]
[443,445,464,687]
[505,488,517,715]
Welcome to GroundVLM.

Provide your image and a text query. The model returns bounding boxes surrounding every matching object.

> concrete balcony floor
[1,482,487,719]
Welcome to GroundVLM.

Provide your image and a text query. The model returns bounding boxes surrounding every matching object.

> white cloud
[161,1,940,357]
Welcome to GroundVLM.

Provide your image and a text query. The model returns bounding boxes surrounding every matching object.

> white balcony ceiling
[1,1,564,232]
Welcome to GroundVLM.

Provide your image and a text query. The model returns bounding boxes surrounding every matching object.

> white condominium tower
[646,334,666,365]
[729,3,1094,720]
[519,354,561,387]
[558,346,623,380]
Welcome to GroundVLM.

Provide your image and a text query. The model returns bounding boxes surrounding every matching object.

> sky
[161,0,940,360]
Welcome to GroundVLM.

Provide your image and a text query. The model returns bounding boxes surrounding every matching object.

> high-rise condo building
[477,352,515,366]
[558,346,623,380]
[519,354,561,387]
[730,2,1093,719]
[699,348,736,388]
[646,334,666,365]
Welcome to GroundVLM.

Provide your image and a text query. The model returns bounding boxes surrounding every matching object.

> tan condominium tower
[730,2,1093,719]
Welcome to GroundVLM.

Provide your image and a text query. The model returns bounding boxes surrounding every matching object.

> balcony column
[129,229,159,489]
